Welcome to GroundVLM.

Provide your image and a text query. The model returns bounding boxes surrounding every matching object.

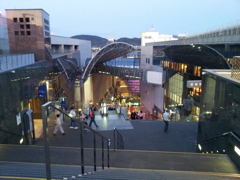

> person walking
[163,109,171,133]
[89,107,99,128]
[53,114,65,135]
[69,107,78,129]
[81,110,88,130]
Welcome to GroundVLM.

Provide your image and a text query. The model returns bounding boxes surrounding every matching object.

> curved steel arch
[81,42,136,84]
[163,44,231,69]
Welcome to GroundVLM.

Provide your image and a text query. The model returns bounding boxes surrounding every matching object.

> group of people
[53,105,99,136]
[130,110,144,120]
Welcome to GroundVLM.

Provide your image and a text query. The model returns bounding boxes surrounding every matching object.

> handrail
[0,128,22,137]
[114,127,124,151]
[198,131,240,144]
[50,104,110,174]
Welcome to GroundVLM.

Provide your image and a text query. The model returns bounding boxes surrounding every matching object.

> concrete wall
[51,35,91,68]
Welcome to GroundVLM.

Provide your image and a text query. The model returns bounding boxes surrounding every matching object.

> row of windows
[13,17,33,23]
[15,31,31,36]
[162,61,201,77]
[195,27,240,38]
[17,24,31,29]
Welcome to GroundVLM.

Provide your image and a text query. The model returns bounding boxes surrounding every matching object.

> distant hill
[71,35,141,47]
[116,37,141,46]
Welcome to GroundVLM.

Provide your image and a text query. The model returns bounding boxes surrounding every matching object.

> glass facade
[197,70,240,168]
[168,73,183,106]
[0,60,55,144]
[104,51,140,69]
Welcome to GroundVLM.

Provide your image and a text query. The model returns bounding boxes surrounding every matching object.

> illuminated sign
[187,80,202,88]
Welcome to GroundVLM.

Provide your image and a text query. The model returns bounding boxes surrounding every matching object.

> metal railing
[113,127,124,151]
[42,102,110,180]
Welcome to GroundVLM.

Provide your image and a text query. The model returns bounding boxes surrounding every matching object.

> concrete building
[141,28,178,46]
[5,9,50,61]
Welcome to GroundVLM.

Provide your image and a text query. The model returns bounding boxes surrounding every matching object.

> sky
[1,0,240,39]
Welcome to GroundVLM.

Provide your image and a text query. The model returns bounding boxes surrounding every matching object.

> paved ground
[34,112,198,152]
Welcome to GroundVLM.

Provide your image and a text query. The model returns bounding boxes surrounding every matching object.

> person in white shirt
[53,114,65,135]
[162,109,171,133]
[69,107,78,129]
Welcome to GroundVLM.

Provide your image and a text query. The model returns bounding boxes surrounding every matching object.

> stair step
[1,162,239,180]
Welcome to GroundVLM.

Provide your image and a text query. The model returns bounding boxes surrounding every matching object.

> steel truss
[81,42,136,85]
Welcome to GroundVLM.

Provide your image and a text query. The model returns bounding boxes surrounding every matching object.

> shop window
[13,18,18,22]
[26,24,30,29]
[20,31,25,35]
[19,18,24,22]
[25,18,30,22]
[14,31,19,35]
[20,24,24,29]
[26,31,31,35]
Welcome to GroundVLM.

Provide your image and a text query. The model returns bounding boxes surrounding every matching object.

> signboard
[38,85,47,98]
[16,113,21,126]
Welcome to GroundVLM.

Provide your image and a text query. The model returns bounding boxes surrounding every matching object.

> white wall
[51,35,91,68]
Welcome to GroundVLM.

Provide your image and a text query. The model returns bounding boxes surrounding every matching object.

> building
[5,9,50,61]
[0,8,92,145]
[197,56,240,168]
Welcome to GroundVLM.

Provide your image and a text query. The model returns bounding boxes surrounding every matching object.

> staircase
[0,119,239,179]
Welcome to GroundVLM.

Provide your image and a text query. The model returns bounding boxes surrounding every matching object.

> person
[89,107,99,128]
[81,110,88,130]
[138,110,144,119]
[131,111,136,120]
[53,114,65,135]
[69,107,78,129]
[163,109,171,133]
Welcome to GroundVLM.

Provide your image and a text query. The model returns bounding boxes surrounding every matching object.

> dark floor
[35,113,198,152]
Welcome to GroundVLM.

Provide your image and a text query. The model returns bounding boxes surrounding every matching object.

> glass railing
[197,131,240,169]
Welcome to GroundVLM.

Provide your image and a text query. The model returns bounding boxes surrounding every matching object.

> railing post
[102,137,104,169]
[114,127,116,151]
[94,132,97,171]
[80,121,84,175]
[42,102,52,180]
[108,139,110,168]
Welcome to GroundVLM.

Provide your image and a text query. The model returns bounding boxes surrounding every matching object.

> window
[25,18,30,22]
[26,24,30,29]
[19,18,24,22]
[20,31,25,35]
[13,18,18,22]
[26,31,31,35]
[45,31,50,36]
[31,17,34,21]
[14,31,19,35]
[44,19,49,25]
[44,25,49,30]
[20,24,24,29]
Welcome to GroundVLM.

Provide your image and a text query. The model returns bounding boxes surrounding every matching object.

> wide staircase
[0,107,240,179]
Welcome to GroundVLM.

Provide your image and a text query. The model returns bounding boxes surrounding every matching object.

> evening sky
[0,0,240,39]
